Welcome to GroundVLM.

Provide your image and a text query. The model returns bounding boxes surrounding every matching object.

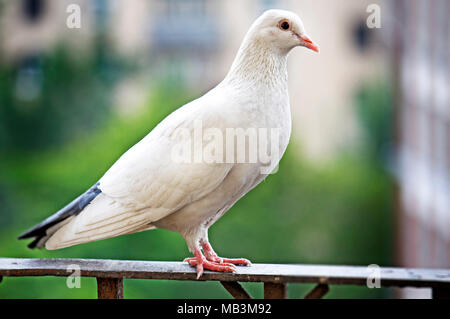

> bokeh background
[0,0,448,299]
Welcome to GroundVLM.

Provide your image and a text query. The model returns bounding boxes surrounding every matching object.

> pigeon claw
[185,257,237,278]
[201,242,252,266]
[196,260,237,279]
[185,249,237,279]
[219,258,252,266]
[183,257,197,263]
[205,255,251,266]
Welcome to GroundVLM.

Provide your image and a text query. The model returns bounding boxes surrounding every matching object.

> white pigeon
[19,9,319,278]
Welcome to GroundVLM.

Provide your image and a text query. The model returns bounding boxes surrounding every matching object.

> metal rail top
[1,258,450,288]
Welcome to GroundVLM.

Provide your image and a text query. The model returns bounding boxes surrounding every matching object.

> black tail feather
[27,237,42,249]
[18,183,101,248]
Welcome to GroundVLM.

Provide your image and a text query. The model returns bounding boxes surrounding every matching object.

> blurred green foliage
[356,81,394,165]
[0,43,128,151]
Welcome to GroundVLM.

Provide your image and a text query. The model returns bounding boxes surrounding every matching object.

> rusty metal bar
[220,281,252,299]
[432,287,450,299]
[264,282,287,299]
[96,277,124,299]
[304,284,329,299]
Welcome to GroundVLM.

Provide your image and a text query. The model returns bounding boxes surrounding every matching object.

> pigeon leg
[184,248,237,279]
[202,242,252,266]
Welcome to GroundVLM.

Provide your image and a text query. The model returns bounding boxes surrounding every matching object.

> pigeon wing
[45,103,234,249]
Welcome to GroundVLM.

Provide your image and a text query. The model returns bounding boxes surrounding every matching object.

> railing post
[220,281,252,299]
[96,277,124,299]
[264,282,287,299]
[304,284,329,299]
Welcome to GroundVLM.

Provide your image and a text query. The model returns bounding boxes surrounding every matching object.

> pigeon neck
[222,37,289,91]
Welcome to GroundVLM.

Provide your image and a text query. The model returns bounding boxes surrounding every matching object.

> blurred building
[0,0,385,161]
[387,0,449,298]
[0,0,96,59]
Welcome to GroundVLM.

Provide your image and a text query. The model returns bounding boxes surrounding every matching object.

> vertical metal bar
[264,282,287,299]
[304,284,329,299]
[220,281,252,299]
[96,277,124,299]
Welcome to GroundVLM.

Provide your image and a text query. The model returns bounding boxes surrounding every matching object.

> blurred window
[93,0,109,31]
[22,0,45,22]
[352,19,374,52]
[152,0,219,50]
[14,55,43,104]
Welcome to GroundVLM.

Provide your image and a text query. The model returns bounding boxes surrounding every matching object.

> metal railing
[1,258,449,299]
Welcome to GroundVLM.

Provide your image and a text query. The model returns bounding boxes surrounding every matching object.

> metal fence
[1,258,449,299]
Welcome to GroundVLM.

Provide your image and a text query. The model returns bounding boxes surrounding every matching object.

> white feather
[45,9,315,251]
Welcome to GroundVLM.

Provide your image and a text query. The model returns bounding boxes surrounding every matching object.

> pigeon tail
[18,183,101,249]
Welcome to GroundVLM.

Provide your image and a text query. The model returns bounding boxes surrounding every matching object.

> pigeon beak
[297,34,320,53]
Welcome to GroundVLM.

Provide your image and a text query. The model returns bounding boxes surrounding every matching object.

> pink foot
[202,242,252,266]
[184,249,236,279]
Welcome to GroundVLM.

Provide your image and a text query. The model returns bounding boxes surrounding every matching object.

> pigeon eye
[278,20,291,31]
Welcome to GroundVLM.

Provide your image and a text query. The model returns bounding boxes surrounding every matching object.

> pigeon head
[249,9,319,54]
